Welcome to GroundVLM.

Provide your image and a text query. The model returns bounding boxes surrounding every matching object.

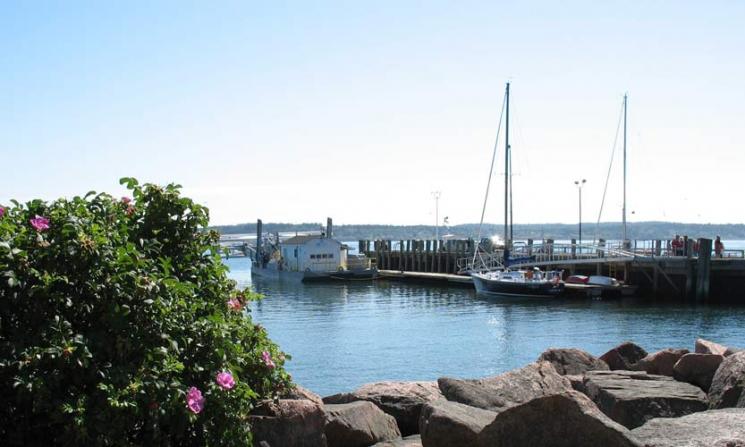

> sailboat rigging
[470,82,564,298]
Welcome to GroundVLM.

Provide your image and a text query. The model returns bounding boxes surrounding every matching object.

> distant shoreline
[212,221,745,241]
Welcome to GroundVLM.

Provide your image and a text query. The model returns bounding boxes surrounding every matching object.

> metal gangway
[458,241,642,274]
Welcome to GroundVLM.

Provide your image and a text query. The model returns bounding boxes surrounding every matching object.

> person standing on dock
[715,236,724,258]
[672,235,683,256]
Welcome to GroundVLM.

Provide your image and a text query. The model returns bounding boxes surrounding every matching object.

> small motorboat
[565,275,637,298]
[471,268,564,298]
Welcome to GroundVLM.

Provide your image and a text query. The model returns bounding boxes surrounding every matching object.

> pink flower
[30,215,50,232]
[215,371,235,390]
[227,298,243,311]
[261,351,276,369]
[121,196,132,204]
[125,205,135,216]
[0,206,5,218]
[186,386,205,414]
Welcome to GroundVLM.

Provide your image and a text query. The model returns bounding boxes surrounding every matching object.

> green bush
[0,179,292,446]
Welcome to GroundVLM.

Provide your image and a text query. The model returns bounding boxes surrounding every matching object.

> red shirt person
[714,236,724,258]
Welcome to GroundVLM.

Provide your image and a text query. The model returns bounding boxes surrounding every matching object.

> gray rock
[323,381,441,436]
[582,370,708,429]
[632,348,689,377]
[630,408,745,447]
[283,385,325,407]
[419,400,496,447]
[324,401,400,447]
[709,351,745,409]
[566,374,586,392]
[477,390,640,447]
[438,361,571,411]
[695,338,728,356]
[371,434,422,447]
[600,342,648,370]
[673,353,724,392]
[538,347,610,375]
[250,399,328,447]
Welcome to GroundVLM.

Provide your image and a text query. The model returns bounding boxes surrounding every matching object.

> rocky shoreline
[250,339,745,446]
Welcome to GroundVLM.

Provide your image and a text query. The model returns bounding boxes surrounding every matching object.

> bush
[0,179,292,446]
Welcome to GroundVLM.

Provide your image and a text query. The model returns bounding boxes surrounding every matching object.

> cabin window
[310,254,316,259]
[294,248,298,257]
[329,253,334,259]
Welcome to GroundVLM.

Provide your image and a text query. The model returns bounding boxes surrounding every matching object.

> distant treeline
[211,221,745,241]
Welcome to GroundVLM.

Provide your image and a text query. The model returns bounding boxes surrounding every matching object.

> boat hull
[472,274,564,298]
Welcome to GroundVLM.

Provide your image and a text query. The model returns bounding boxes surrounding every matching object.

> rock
[632,348,689,377]
[437,361,571,411]
[324,401,400,447]
[709,351,745,409]
[283,385,325,407]
[538,347,610,375]
[566,374,585,392]
[477,390,640,447]
[673,353,724,391]
[419,399,496,447]
[250,399,328,447]
[323,381,441,436]
[371,434,423,447]
[630,408,745,447]
[695,338,728,356]
[727,347,744,356]
[600,342,648,370]
[581,370,708,429]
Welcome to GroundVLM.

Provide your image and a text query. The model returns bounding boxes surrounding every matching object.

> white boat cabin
[280,235,347,272]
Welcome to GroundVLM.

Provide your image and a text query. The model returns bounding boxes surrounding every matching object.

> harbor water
[226,257,745,397]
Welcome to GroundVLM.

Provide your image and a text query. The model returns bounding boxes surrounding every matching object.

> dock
[361,238,745,301]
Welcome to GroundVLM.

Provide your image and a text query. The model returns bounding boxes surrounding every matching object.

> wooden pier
[361,238,745,301]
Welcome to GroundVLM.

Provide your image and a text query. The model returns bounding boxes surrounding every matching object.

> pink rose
[186,386,205,414]
[30,215,50,232]
[121,197,132,204]
[261,351,276,369]
[215,371,235,390]
[227,298,243,311]
[0,206,5,218]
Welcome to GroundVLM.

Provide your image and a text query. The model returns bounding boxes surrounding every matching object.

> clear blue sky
[2,1,744,226]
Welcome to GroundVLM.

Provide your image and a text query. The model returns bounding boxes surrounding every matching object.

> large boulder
[250,399,328,447]
[581,370,708,429]
[324,401,400,447]
[437,361,571,411]
[284,385,325,407]
[323,381,441,436]
[477,391,640,447]
[632,348,689,377]
[709,351,745,409]
[630,408,745,447]
[600,342,648,370]
[371,434,422,447]
[695,338,729,356]
[672,353,724,392]
[538,348,610,375]
[419,400,496,447]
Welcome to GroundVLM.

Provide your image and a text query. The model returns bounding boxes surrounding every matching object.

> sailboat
[470,83,565,297]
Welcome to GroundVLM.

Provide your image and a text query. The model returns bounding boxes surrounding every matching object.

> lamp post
[432,191,441,240]
[574,179,586,247]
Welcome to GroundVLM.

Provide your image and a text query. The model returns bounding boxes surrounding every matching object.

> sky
[2,1,744,227]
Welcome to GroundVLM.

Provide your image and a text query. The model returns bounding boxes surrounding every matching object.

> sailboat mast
[622,93,627,244]
[509,148,513,243]
[504,82,510,247]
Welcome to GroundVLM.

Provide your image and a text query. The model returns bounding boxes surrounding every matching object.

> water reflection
[224,257,745,396]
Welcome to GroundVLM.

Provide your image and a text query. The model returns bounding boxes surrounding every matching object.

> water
[226,257,745,397]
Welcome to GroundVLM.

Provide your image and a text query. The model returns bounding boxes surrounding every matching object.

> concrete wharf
[360,237,745,301]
